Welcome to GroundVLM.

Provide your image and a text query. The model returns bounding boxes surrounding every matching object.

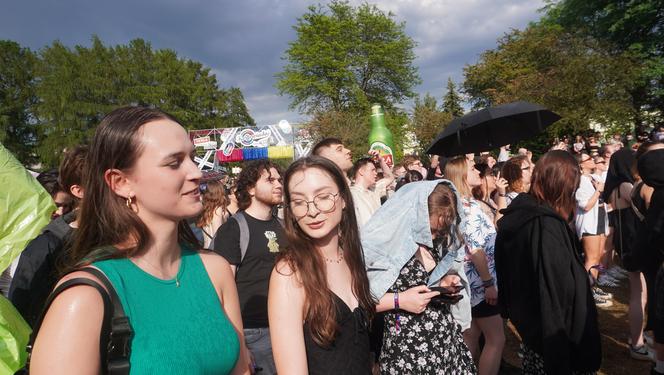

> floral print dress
[380,249,476,375]
[462,198,497,308]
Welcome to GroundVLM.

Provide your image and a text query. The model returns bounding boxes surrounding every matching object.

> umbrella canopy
[426,101,561,156]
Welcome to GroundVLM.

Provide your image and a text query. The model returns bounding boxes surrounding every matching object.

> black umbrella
[426,101,561,156]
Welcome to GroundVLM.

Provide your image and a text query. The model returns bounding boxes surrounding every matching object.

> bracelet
[482,277,495,288]
[394,292,401,334]
[498,193,506,197]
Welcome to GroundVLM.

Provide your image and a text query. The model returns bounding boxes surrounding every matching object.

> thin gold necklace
[134,256,180,287]
[324,247,344,264]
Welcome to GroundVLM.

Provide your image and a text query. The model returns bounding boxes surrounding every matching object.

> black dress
[380,250,476,375]
[304,294,372,374]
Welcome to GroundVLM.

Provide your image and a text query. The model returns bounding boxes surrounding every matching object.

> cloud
[1,0,544,124]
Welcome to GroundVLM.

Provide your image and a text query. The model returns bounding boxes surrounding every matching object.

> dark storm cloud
[1,0,543,124]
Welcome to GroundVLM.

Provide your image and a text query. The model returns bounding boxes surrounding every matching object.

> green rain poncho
[0,143,55,373]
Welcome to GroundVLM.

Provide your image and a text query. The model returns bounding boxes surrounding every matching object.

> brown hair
[501,155,528,193]
[70,106,200,267]
[400,154,420,169]
[428,183,459,241]
[312,137,343,156]
[279,156,373,347]
[235,160,281,210]
[530,150,580,220]
[196,180,229,228]
[58,145,89,208]
[444,156,472,198]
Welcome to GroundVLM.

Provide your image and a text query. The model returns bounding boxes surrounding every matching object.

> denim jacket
[361,179,471,329]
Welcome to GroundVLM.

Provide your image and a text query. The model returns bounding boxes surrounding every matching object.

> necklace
[133,256,181,287]
[324,247,344,264]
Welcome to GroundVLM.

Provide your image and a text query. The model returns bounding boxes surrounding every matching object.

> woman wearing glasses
[268,156,374,374]
[500,155,532,206]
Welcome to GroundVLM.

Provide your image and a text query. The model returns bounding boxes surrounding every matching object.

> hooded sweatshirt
[495,193,601,374]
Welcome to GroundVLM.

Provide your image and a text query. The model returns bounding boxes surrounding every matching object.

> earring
[126,195,133,209]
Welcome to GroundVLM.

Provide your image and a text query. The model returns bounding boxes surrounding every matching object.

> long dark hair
[530,150,580,221]
[70,106,200,268]
[279,156,374,347]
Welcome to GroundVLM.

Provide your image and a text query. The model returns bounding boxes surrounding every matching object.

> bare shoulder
[38,270,106,331]
[271,259,304,292]
[198,249,232,271]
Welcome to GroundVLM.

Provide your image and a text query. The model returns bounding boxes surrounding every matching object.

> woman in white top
[575,154,609,287]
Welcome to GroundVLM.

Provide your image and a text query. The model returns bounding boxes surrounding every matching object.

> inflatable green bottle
[368,104,395,167]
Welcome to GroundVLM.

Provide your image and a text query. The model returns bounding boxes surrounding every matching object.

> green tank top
[94,248,239,374]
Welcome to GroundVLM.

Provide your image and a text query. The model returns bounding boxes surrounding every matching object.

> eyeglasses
[580,157,593,164]
[289,192,340,218]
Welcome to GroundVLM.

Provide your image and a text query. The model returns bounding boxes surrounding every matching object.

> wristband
[394,292,401,333]
[482,277,495,288]
[498,193,506,197]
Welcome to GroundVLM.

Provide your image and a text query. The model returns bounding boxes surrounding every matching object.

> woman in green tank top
[30,107,251,375]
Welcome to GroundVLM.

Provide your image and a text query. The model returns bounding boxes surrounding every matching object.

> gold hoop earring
[126,195,133,209]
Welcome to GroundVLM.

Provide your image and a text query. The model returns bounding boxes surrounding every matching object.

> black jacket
[495,194,601,374]
[8,211,76,326]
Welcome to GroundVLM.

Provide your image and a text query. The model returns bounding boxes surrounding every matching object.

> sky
[1,0,546,125]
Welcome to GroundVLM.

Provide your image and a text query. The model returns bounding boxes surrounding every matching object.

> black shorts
[471,300,501,318]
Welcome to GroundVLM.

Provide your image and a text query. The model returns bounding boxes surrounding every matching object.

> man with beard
[214,160,286,375]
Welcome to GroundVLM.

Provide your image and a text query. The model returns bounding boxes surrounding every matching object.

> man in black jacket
[9,146,87,326]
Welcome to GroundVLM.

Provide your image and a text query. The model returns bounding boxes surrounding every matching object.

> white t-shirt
[350,178,391,227]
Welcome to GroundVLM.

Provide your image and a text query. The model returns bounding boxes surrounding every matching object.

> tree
[409,94,452,154]
[442,78,464,118]
[544,0,664,128]
[308,108,407,162]
[0,41,38,165]
[31,36,254,167]
[463,23,638,139]
[276,1,420,114]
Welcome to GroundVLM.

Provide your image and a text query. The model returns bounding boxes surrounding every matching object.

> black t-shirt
[213,211,287,328]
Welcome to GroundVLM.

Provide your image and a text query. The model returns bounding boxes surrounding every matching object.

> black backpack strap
[24,267,132,375]
[25,276,113,373]
[78,267,132,375]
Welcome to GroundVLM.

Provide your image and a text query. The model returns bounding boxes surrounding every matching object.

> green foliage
[544,0,664,127]
[307,107,406,162]
[0,41,37,165]
[409,93,453,154]
[442,78,464,118]
[0,36,255,167]
[276,1,420,114]
[463,23,638,142]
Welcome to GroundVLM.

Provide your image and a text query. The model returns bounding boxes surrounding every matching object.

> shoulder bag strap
[78,267,132,375]
[25,277,113,374]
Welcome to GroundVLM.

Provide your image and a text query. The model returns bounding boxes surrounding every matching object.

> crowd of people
[2,105,664,375]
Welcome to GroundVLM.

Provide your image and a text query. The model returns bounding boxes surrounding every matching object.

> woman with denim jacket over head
[362,179,476,375]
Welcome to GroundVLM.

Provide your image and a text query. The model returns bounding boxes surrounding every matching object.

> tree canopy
[276,0,420,114]
[544,0,663,128]
[409,93,453,154]
[442,78,464,118]
[463,23,638,137]
[0,41,37,165]
[1,36,254,167]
